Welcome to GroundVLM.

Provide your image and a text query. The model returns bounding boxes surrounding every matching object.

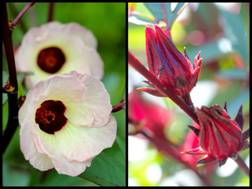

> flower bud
[146,25,202,96]
[196,105,242,161]
[183,104,246,165]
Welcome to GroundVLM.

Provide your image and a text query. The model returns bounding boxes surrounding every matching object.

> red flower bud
[183,104,247,165]
[181,125,218,173]
[146,25,202,96]
[180,129,200,167]
[196,105,242,160]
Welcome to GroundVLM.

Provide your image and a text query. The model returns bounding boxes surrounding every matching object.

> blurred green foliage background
[3,3,125,186]
[128,3,249,186]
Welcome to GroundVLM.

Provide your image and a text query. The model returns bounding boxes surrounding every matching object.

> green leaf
[144,3,166,22]
[3,161,30,186]
[218,7,249,64]
[144,3,185,28]
[79,140,125,186]
[186,39,224,62]
[2,101,8,131]
[3,128,24,163]
[35,171,98,186]
[227,89,249,118]
[103,72,125,105]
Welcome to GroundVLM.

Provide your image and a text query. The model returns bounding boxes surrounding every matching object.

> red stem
[128,51,199,124]
[2,3,19,154]
[242,128,249,141]
[48,2,54,22]
[8,3,27,33]
[141,130,212,186]
[234,155,250,176]
[112,99,125,113]
[10,2,35,29]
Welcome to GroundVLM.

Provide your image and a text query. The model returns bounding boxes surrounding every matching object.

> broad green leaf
[34,171,98,186]
[80,140,125,186]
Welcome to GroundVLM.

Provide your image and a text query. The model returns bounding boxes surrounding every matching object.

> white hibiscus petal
[20,124,53,171]
[20,127,36,160]
[65,104,94,126]
[18,80,48,128]
[65,73,111,127]
[15,21,103,88]
[37,116,116,162]
[70,47,103,80]
[29,153,54,171]
[63,22,97,49]
[52,157,92,177]
[61,116,117,161]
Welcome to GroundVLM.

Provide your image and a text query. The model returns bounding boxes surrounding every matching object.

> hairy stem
[9,2,35,29]
[235,155,250,176]
[128,51,199,123]
[2,3,19,154]
[48,2,54,22]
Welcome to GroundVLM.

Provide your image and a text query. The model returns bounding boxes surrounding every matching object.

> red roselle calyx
[184,104,248,166]
[180,128,200,167]
[145,25,202,96]
[128,91,171,139]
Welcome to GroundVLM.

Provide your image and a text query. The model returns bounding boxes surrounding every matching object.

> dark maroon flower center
[37,47,65,74]
[35,100,67,134]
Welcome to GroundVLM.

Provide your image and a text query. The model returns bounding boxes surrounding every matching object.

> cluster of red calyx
[129,24,248,168]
